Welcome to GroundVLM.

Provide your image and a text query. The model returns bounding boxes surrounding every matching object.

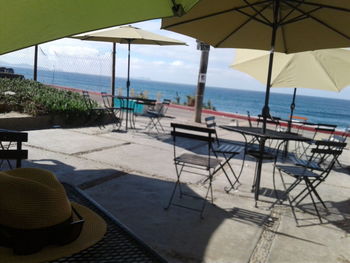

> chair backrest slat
[311,148,343,155]
[204,116,220,143]
[314,140,346,148]
[171,131,215,142]
[171,123,215,134]
[0,131,28,142]
[0,150,28,160]
[306,140,347,175]
[82,90,94,109]
[101,92,112,108]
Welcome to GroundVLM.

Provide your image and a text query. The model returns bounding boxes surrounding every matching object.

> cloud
[46,45,100,58]
[171,60,184,66]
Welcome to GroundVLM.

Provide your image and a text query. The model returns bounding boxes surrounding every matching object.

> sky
[1,19,350,100]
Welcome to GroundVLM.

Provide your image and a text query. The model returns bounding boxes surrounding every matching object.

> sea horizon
[10,67,350,130]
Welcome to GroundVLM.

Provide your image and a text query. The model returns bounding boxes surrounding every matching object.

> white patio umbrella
[72,25,186,130]
[231,48,350,127]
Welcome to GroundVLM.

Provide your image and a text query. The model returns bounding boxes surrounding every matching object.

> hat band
[0,207,84,255]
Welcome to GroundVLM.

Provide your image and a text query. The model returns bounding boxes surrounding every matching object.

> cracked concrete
[2,107,349,263]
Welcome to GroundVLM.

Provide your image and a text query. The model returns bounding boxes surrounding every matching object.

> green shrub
[0,78,103,123]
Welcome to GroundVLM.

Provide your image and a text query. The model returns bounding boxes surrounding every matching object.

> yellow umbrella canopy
[0,0,198,55]
[231,48,350,129]
[162,0,350,131]
[231,48,350,92]
[73,25,187,45]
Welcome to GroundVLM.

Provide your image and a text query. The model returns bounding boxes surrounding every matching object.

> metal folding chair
[205,116,244,192]
[101,92,122,127]
[82,91,110,128]
[296,123,337,159]
[165,123,235,218]
[273,140,346,225]
[144,99,170,133]
[0,130,28,170]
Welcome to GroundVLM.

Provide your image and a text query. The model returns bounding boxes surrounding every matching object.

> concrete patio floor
[6,107,350,263]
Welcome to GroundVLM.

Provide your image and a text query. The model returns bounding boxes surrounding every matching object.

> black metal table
[220,126,311,204]
[51,183,167,263]
[114,96,156,131]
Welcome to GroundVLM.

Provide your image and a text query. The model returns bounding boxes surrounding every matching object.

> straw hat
[0,168,106,262]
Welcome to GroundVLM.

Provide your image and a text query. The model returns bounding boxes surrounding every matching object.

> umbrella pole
[284,88,297,155]
[288,88,297,132]
[125,40,131,130]
[33,45,38,81]
[111,42,116,107]
[262,0,281,132]
[255,0,280,205]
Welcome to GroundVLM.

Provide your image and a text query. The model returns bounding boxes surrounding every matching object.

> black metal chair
[296,123,337,159]
[274,140,346,225]
[82,91,110,128]
[0,130,28,170]
[131,98,156,127]
[144,99,171,133]
[165,123,234,218]
[204,116,244,192]
[101,92,122,127]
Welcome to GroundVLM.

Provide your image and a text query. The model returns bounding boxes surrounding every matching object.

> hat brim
[0,202,107,263]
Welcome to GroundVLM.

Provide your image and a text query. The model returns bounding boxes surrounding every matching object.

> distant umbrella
[231,48,350,129]
[72,25,186,130]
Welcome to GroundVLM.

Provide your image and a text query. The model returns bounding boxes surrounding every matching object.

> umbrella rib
[162,0,270,29]
[280,7,322,26]
[279,0,304,24]
[236,9,271,26]
[279,6,288,54]
[285,0,350,13]
[214,3,272,47]
[312,54,339,92]
[283,1,350,41]
[270,55,294,86]
[243,0,271,24]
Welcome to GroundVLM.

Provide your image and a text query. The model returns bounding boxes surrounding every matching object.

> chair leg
[212,151,240,193]
[200,174,213,219]
[155,118,165,132]
[304,178,323,223]
[251,160,258,193]
[279,171,302,225]
[272,164,281,203]
[215,161,236,193]
[223,153,240,184]
[165,162,183,210]
[293,180,326,210]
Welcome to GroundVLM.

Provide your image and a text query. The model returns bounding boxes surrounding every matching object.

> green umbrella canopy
[0,0,198,55]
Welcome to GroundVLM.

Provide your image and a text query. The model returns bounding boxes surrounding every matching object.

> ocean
[13,67,350,130]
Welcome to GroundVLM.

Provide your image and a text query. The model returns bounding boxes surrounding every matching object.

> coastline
[49,84,349,137]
